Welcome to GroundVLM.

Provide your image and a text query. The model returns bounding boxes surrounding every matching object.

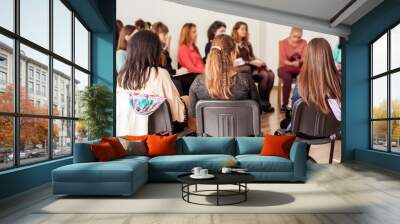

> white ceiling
[224,0,352,23]
[165,0,384,37]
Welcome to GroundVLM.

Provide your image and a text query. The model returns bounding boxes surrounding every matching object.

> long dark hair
[117,30,162,90]
[117,25,135,50]
[207,21,226,42]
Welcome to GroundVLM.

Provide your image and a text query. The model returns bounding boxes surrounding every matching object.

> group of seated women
[115,19,341,136]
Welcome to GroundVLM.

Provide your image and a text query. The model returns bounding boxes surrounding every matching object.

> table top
[177,172,255,185]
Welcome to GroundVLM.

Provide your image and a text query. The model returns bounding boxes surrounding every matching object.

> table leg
[217,184,219,206]
[245,183,248,201]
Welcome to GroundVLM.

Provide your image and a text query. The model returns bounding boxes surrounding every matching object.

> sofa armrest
[73,140,100,163]
[289,141,308,181]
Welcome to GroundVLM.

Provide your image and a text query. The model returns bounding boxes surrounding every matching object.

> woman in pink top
[177,23,205,95]
[278,27,307,111]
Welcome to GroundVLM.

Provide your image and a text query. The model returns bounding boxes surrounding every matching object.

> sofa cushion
[101,137,127,158]
[73,140,100,163]
[147,134,177,157]
[149,154,235,172]
[177,137,236,155]
[236,137,264,155]
[118,138,147,156]
[53,158,147,183]
[236,155,293,172]
[91,142,118,162]
[260,135,296,159]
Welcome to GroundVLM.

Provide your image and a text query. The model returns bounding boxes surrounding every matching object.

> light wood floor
[1,162,400,224]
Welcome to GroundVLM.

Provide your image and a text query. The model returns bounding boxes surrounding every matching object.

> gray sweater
[188,73,261,117]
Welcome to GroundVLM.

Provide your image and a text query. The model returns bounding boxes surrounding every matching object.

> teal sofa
[52,137,308,196]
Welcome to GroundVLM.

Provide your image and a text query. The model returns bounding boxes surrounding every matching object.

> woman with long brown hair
[298,38,341,121]
[232,21,275,112]
[188,34,260,118]
[152,22,187,95]
[177,23,204,95]
[116,25,136,72]
[116,30,185,135]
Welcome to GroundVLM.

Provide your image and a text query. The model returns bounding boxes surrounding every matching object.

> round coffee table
[177,173,255,206]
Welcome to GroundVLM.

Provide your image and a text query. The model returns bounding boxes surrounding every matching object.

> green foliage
[79,84,113,140]
[372,99,400,141]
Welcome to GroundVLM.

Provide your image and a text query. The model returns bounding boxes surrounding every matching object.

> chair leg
[277,79,282,109]
[329,141,335,164]
[306,144,317,163]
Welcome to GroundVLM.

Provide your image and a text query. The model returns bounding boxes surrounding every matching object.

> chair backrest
[196,100,260,137]
[148,101,173,135]
[291,98,340,143]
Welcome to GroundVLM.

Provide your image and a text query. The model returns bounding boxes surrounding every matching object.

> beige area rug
[38,183,361,214]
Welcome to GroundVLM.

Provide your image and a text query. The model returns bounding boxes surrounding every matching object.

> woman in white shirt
[298,38,341,121]
[116,30,185,136]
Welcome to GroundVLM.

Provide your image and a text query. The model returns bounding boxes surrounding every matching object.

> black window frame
[0,0,92,171]
[370,20,400,154]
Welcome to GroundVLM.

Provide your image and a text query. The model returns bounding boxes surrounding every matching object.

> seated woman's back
[298,38,341,121]
[116,31,185,136]
[188,34,261,118]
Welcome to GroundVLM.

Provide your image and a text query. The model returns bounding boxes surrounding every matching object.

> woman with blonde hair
[278,27,307,111]
[298,38,341,121]
[188,34,260,118]
[177,23,204,95]
[232,21,275,112]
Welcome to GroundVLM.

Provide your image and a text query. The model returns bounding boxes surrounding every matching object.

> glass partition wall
[0,0,91,170]
[370,23,400,153]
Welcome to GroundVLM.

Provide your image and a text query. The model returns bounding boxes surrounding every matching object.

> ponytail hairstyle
[205,34,237,99]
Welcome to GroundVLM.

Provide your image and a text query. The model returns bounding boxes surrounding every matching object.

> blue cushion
[236,155,293,172]
[149,154,235,172]
[53,159,147,183]
[236,137,264,155]
[73,140,100,163]
[177,137,236,155]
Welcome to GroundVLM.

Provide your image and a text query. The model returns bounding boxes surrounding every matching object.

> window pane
[74,18,89,70]
[0,116,14,170]
[74,69,89,118]
[53,119,72,157]
[392,120,400,153]
[0,0,14,31]
[0,35,14,112]
[53,0,72,60]
[391,24,400,70]
[20,117,49,165]
[391,72,400,118]
[372,121,388,151]
[53,59,72,117]
[20,44,49,115]
[20,0,49,49]
[372,33,387,76]
[75,120,88,143]
[372,76,387,119]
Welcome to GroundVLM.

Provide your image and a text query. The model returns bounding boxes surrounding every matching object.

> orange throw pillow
[101,137,126,158]
[146,134,177,157]
[125,135,148,142]
[91,142,117,162]
[259,135,296,159]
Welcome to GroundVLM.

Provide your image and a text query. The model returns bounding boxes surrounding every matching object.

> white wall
[117,0,339,85]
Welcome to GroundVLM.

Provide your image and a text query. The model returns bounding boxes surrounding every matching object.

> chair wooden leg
[329,141,335,164]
